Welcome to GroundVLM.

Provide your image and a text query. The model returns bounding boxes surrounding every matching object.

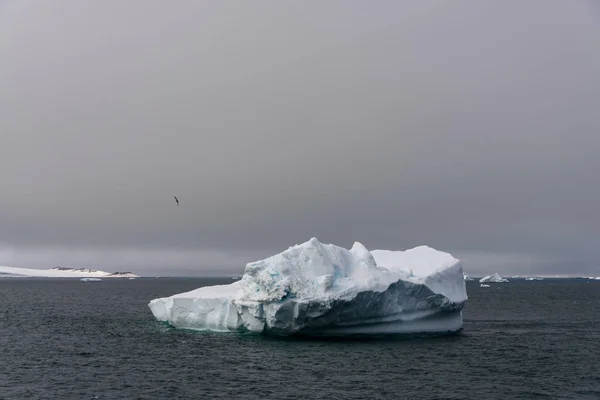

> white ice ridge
[0,266,140,278]
[149,238,468,336]
[479,273,508,283]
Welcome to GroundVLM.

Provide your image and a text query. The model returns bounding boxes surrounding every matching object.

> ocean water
[0,278,599,400]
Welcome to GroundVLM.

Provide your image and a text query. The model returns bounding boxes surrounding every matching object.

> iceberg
[479,273,508,283]
[463,272,474,281]
[80,277,102,282]
[525,277,544,281]
[480,284,490,287]
[149,238,468,336]
[0,265,140,278]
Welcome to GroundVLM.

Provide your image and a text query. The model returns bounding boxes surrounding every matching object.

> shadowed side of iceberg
[265,279,464,336]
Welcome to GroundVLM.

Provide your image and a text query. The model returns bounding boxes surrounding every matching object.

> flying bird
[174,196,179,206]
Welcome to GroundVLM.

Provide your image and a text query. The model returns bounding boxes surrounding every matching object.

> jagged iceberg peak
[149,238,468,336]
[240,237,393,304]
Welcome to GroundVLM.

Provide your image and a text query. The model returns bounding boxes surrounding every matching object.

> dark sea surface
[0,278,599,400]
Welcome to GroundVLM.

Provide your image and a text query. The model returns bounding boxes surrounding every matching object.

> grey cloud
[1,1,599,275]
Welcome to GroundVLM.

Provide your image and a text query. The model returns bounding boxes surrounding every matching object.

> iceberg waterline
[149,238,468,336]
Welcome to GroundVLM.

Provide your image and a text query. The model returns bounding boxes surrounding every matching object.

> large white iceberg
[479,273,508,283]
[0,266,140,278]
[149,238,468,336]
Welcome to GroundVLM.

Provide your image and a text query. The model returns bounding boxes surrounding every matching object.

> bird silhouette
[174,196,179,206]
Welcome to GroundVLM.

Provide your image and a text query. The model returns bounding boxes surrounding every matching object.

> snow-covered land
[479,273,508,283]
[149,238,468,336]
[0,266,140,278]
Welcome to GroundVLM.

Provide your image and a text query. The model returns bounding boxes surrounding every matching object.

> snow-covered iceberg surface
[149,238,468,336]
[479,273,508,283]
[0,266,140,278]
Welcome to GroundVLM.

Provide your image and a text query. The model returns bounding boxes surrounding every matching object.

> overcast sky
[1,1,599,276]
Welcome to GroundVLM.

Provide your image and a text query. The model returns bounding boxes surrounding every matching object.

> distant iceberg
[463,272,474,281]
[149,238,468,336]
[0,265,140,278]
[525,277,544,281]
[479,273,508,283]
[480,284,490,288]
